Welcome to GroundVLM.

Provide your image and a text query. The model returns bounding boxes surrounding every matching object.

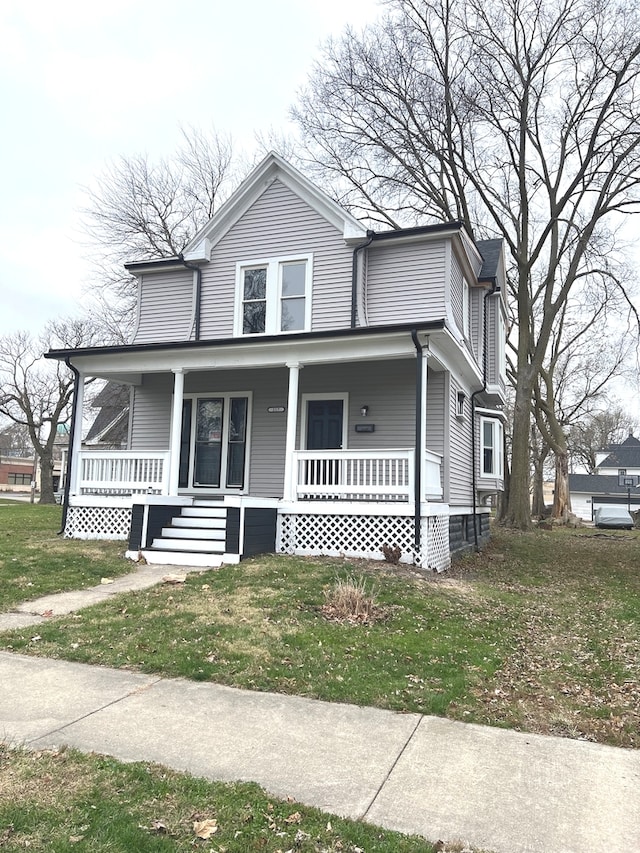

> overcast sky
[0,0,382,336]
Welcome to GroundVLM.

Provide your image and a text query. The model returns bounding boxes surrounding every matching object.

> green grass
[0,744,443,852]
[0,504,133,611]
[1,506,639,748]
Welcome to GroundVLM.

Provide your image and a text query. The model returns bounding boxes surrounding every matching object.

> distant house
[46,153,508,570]
[85,383,130,449]
[569,434,640,520]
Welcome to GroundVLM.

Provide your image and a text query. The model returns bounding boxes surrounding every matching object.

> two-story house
[47,153,507,571]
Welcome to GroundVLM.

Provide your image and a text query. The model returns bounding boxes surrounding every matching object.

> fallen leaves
[193,817,218,838]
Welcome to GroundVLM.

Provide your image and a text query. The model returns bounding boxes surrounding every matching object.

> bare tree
[0,422,33,457]
[568,407,639,474]
[81,125,237,342]
[293,0,640,527]
[0,319,101,503]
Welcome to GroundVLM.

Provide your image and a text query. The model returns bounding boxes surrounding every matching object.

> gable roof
[85,382,130,445]
[598,434,640,469]
[183,151,368,262]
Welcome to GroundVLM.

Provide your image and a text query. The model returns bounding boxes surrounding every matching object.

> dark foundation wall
[449,513,490,557]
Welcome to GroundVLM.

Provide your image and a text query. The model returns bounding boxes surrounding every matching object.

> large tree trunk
[503,376,533,528]
[552,448,571,521]
[38,447,56,504]
[531,462,546,517]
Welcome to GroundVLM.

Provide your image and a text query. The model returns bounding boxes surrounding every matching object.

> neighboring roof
[476,239,503,283]
[598,435,640,469]
[85,383,130,445]
[569,473,640,495]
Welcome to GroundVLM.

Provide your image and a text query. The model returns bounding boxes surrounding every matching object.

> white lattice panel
[64,505,132,540]
[277,511,450,570]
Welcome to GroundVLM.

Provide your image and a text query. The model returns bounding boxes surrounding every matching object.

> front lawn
[0,505,638,748]
[0,504,133,611]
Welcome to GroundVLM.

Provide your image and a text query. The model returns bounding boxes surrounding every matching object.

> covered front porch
[56,325,476,570]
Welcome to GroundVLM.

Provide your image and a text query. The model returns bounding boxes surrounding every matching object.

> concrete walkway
[0,571,639,852]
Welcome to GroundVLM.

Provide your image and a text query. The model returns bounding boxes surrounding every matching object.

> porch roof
[45,321,483,389]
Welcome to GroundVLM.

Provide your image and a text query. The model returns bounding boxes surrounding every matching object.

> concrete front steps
[141,503,240,568]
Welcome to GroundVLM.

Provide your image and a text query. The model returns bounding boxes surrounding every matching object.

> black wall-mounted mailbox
[355,423,375,433]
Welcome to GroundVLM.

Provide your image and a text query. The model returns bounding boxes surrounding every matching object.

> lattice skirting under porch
[64,505,132,540]
[276,511,451,572]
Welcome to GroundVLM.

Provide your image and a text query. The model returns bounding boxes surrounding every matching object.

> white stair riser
[172,517,225,529]
[160,527,225,541]
[181,507,227,519]
[152,538,225,552]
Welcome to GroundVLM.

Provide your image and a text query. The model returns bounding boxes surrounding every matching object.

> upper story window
[235,254,312,336]
[481,417,504,478]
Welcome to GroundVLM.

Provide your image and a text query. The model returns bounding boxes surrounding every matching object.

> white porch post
[69,371,85,494]
[283,362,301,501]
[168,368,186,495]
[419,348,429,503]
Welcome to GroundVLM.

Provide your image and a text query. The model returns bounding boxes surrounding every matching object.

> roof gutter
[350,231,374,328]
[470,281,498,550]
[178,254,202,341]
[58,357,80,536]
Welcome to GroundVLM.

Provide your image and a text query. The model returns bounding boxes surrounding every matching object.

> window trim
[480,416,504,478]
[235,254,313,337]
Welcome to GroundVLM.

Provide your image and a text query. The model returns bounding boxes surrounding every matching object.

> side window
[481,417,504,477]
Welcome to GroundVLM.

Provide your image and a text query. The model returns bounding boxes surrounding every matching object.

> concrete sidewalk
[1,650,638,852]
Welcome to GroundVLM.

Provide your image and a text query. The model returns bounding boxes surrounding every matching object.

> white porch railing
[76,451,170,495]
[291,449,443,502]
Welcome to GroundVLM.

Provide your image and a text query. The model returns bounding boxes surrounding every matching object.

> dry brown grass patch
[322,575,384,624]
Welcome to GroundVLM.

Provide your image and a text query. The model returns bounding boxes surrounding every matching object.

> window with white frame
[481,417,504,477]
[236,255,312,336]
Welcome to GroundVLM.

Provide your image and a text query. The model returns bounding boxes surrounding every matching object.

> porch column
[283,362,301,501]
[168,368,186,495]
[419,348,429,503]
[68,371,85,494]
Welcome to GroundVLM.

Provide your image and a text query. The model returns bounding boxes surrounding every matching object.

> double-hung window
[481,417,504,478]
[236,255,312,336]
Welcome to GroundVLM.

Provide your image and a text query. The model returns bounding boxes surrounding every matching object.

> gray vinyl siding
[449,253,464,334]
[184,368,289,497]
[447,376,474,505]
[132,270,194,344]
[198,179,353,338]
[485,293,506,394]
[300,360,416,449]
[365,240,447,326]
[127,360,449,498]
[129,374,173,448]
[470,286,485,365]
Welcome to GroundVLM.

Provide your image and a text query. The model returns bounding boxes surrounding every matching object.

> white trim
[301,392,349,450]
[234,254,313,337]
[183,152,367,259]
[480,416,504,478]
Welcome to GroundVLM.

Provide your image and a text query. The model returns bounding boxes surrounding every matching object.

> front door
[178,395,249,490]
[306,400,344,449]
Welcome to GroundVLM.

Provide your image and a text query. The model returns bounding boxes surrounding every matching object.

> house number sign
[267,406,286,413]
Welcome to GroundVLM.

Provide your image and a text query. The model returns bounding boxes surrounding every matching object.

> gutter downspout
[411,329,423,555]
[179,254,202,341]
[350,231,374,328]
[58,357,80,535]
[470,281,498,550]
